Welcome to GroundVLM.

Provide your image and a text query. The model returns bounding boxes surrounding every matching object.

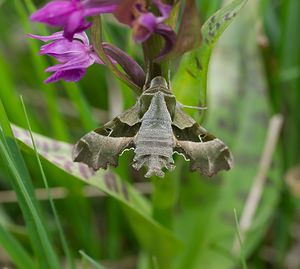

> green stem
[91,16,141,94]
[142,34,170,86]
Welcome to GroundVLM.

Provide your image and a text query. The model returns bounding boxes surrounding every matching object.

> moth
[73,76,233,178]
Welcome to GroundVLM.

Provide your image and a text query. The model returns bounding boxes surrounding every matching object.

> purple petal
[73,32,90,45]
[31,0,120,40]
[133,13,157,42]
[85,0,120,7]
[45,69,86,83]
[30,1,76,26]
[39,40,87,62]
[154,24,176,60]
[83,5,118,16]
[45,55,95,72]
[153,0,172,21]
[29,31,90,46]
[63,9,86,41]
[28,31,64,42]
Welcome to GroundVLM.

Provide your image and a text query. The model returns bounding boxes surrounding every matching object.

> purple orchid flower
[132,0,171,42]
[28,31,103,83]
[114,0,176,58]
[29,31,146,86]
[30,0,119,41]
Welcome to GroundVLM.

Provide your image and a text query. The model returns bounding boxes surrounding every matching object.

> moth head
[144,76,171,94]
[150,76,168,89]
[140,76,176,116]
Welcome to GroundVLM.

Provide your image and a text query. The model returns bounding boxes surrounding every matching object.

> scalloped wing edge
[175,138,233,177]
[73,131,134,170]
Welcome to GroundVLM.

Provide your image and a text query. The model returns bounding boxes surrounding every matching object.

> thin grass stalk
[0,224,37,269]
[21,97,76,269]
[0,99,60,269]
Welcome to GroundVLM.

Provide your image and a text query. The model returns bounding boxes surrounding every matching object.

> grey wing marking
[73,131,134,170]
[175,138,233,177]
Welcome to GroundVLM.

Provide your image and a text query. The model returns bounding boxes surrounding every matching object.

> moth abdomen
[135,132,174,154]
[132,91,175,177]
[133,155,175,178]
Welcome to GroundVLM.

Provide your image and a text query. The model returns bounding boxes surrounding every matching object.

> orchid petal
[30,1,76,26]
[153,0,172,21]
[28,31,64,42]
[45,69,86,83]
[31,0,119,40]
[45,55,95,72]
[154,24,176,60]
[63,10,86,41]
[133,13,157,42]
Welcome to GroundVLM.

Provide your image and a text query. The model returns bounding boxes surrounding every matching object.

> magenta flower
[114,0,176,57]
[132,0,171,42]
[29,31,146,85]
[28,31,103,83]
[30,0,119,40]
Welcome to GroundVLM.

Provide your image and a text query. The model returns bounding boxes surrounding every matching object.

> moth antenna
[178,102,208,110]
[168,69,171,89]
[143,62,151,91]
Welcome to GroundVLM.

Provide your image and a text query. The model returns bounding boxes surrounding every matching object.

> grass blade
[0,224,37,269]
[79,250,107,269]
[0,98,60,269]
[234,209,248,269]
[21,96,76,269]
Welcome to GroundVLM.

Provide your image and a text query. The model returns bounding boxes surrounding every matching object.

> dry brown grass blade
[232,114,284,253]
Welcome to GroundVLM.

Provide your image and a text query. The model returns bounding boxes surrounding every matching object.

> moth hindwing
[73,76,233,178]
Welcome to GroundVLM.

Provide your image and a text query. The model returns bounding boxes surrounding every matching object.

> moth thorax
[149,76,168,90]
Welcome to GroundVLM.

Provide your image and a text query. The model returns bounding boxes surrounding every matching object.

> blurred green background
[0,0,300,268]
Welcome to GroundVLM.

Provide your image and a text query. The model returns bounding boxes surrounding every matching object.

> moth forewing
[73,131,134,170]
[171,104,233,176]
[174,138,233,177]
[72,102,141,170]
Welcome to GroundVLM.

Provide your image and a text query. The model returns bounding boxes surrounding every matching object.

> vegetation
[0,0,299,268]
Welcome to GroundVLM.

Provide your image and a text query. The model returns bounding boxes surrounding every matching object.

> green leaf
[172,0,247,110]
[12,124,182,268]
[0,99,61,269]
[173,2,281,269]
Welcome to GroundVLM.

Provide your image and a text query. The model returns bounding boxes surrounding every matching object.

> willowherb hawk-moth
[73,76,233,178]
